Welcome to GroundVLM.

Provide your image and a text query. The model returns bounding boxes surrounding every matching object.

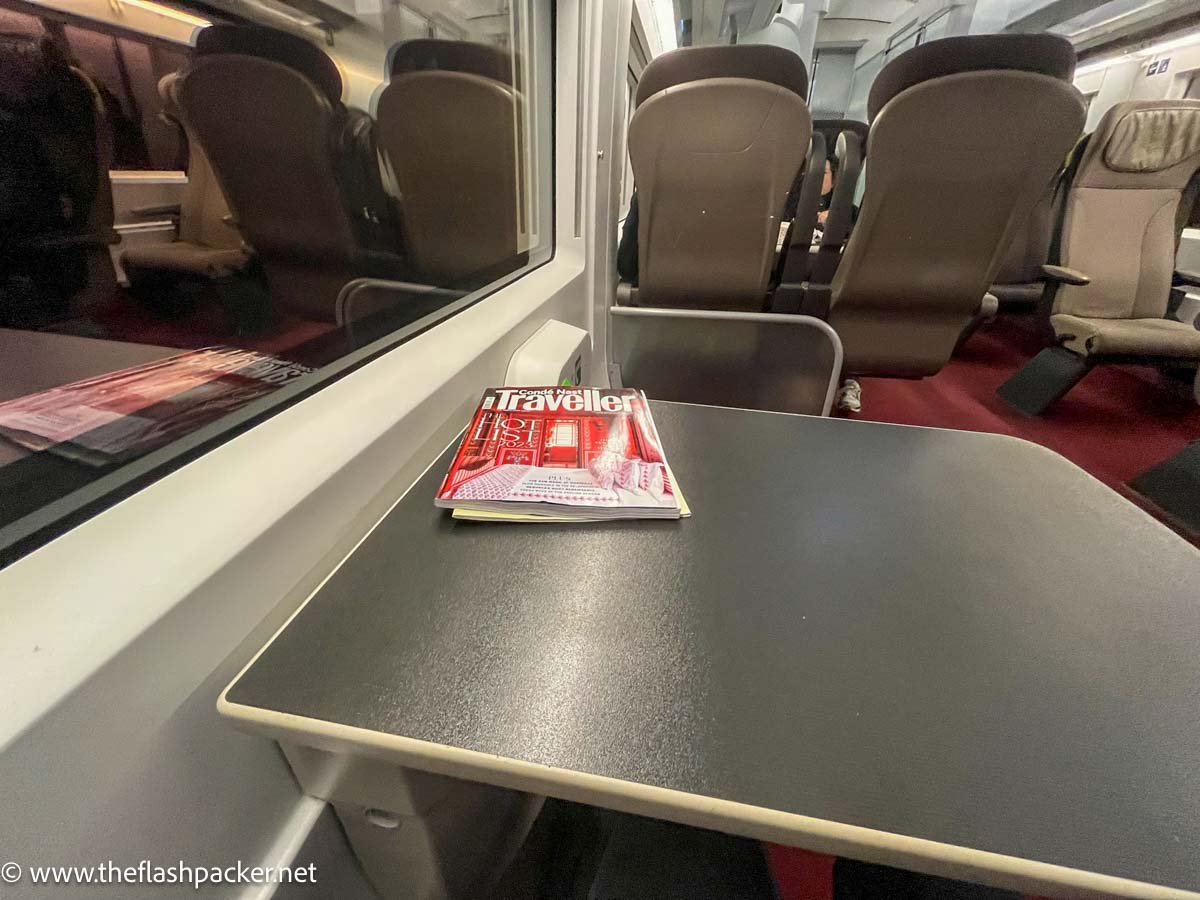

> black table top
[223,402,1200,898]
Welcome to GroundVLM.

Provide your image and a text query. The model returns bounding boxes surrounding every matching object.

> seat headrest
[194,25,342,105]
[813,118,869,152]
[867,33,1075,121]
[1097,101,1200,173]
[387,38,512,84]
[635,44,808,108]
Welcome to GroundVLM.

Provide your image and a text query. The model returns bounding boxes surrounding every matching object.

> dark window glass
[0,0,553,565]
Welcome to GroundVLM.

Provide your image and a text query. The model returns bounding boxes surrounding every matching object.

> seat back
[812,118,869,153]
[1054,100,1200,322]
[778,120,869,293]
[178,26,395,320]
[610,306,842,416]
[627,45,811,311]
[829,34,1084,377]
[779,130,827,287]
[157,72,239,251]
[376,41,521,283]
[810,130,863,288]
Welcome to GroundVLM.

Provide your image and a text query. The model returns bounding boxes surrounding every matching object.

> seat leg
[1129,441,1200,537]
[996,346,1092,415]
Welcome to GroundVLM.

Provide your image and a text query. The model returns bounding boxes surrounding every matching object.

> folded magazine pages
[436,387,688,522]
[0,347,312,465]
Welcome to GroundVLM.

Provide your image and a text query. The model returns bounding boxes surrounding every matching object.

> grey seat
[1050,101,1200,358]
[122,72,249,284]
[619,44,812,311]
[178,26,403,322]
[376,40,523,285]
[999,100,1200,413]
[828,34,1085,377]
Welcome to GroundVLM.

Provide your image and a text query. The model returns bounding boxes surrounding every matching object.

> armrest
[1174,268,1200,288]
[130,203,181,218]
[1041,264,1090,286]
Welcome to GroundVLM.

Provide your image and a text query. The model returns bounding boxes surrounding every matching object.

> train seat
[121,73,250,285]
[988,161,1071,310]
[618,44,811,311]
[774,119,868,313]
[827,34,1084,378]
[999,100,1200,413]
[802,128,863,317]
[177,25,403,322]
[774,129,827,301]
[376,40,522,285]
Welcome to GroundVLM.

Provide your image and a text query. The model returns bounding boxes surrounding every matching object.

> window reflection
[0,0,551,562]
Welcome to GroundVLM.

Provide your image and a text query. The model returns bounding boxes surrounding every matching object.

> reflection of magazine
[0,347,312,465]
[435,387,684,521]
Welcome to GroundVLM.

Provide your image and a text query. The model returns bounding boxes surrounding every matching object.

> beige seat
[122,73,249,284]
[998,100,1200,414]
[178,26,404,322]
[376,40,522,286]
[1050,101,1200,359]
[620,44,811,311]
[828,34,1085,377]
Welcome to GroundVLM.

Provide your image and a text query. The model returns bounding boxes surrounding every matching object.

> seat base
[122,242,251,281]
[997,346,1092,415]
[1052,313,1200,358]
[1130,441,1200,538]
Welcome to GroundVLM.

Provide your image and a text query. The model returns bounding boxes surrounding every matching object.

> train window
[0,0,553,565]
[0,4,190,170]
[809,48,856,119]
[919,10,951,45]
[886,26,919,59]
[844,50,882,122]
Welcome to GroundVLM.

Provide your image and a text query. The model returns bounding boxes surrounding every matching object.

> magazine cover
[436,387,682,519]
[0,347,312,465]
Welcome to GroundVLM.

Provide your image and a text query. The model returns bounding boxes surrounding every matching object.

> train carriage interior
[1,0,1199,898]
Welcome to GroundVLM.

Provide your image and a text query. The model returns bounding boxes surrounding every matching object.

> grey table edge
[219,403,1200,900]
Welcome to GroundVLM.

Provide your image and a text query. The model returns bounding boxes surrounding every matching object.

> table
[220,402,1200,900]
[0,328,176,466]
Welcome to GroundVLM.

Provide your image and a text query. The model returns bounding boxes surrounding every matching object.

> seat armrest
[1174,268,1200,288]
[1041,264,1090,286]
[130,203,181,219]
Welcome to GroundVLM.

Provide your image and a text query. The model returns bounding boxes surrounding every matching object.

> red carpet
[850,314,1200,542]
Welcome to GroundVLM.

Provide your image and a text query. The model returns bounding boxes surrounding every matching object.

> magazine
[436,387,686,521]
[0,347,312,465]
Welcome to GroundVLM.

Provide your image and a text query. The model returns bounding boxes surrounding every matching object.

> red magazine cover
[0,347,312,465]
[435,387,682,519]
